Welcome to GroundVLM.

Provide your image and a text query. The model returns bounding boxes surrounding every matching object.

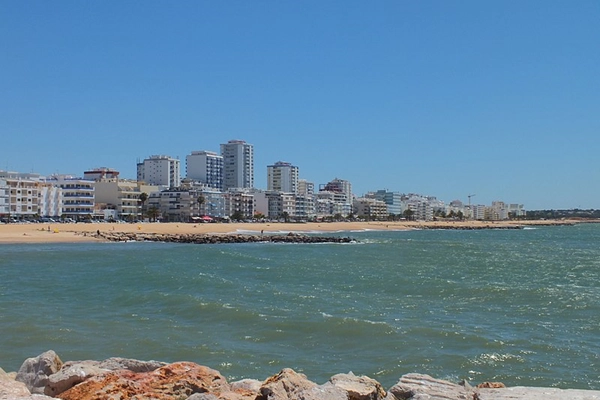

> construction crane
[468,194,476,206]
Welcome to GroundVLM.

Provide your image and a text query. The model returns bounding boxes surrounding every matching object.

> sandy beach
[0,219,582,244]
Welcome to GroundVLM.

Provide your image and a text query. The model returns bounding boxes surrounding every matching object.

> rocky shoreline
[2,351,599,400]
[88,231,356,244]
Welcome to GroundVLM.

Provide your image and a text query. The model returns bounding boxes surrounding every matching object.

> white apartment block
[39,184,62,218]
[267,161,298,193]
[137,155,181,188]
[0,171,42,219]
[48,176,95,219]
[221,140,254,190]
[186,151,224,190]
[0,179,9,216]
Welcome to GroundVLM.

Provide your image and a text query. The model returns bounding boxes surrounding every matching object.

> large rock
[15,351,63,395]
[257,368,348,400]
[1,367,31,398]
[44,362,107,397]
[385,373,473,400]
[58,361,232,400]
[330,372,386,400]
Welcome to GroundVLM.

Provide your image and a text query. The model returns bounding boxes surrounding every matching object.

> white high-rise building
[267,161,298,193]
[186,151,223,190]
[137,155,181,188]
[220,140,254,190]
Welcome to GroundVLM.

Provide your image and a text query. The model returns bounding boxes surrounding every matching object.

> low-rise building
[353,197,388,220]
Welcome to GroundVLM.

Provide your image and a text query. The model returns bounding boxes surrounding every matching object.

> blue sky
[1,1,599,210]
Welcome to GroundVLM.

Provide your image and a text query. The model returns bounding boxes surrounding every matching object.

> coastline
[0,219,586,244]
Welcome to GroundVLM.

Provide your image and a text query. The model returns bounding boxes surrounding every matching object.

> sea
[1,224,599,390]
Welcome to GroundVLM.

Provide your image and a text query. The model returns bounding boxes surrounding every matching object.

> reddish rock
[59,361,231,400]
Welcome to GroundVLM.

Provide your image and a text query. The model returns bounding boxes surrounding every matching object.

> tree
[403,209,414,221]
[138,192,148,220]
[147,206,160,222]
[197,195,205,216]
[231,210,244,221]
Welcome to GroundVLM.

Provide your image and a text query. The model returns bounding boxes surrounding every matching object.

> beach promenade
[0,219,580,244]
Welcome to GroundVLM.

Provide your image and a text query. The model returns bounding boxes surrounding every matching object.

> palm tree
[197,195,205,216]
[138,192,148,220]
[147,206,160,222]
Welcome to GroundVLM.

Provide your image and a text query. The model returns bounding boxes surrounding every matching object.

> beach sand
[0,219,579,244]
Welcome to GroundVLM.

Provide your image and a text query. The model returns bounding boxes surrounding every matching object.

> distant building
[137,155,181,188]
[186,151,223,190]
[220,140,254,190]
[267,161,298,193]
[374,190,403,215]
[83,168,120,181]
[94,179,160,221]
[353,197,388,219]
[47,175,95,220]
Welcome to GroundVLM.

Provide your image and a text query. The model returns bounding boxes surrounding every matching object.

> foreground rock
[4,351,600,400]
[91,231,355,245]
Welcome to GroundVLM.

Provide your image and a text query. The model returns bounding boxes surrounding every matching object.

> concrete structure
[137,155,181,188]
[267,161,298,193]
[186,151,223,190]
[48,176,95,219]
[83,168,120,181]
[353,197,389,220]
[94,179,160,221]
[320,178,352,202]
[0,179,9,216]
[224,190,254,219]
[297,179,315,197]
[146,188,202,222]
[0,171,42,220]
[39,184,62,218]
[197,189,227,218]
[255,191,296,219]
[220,140,254,190]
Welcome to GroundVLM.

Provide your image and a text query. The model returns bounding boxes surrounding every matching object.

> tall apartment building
[220,140,253,190]
[186,151,223,190]
[137,155,181,188]
[267,161,298,193]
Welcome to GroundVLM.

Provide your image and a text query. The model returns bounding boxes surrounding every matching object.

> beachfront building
[254,191,296,220]
[186,151,224,190]
[0,171,42,220]
[507,203,526,217]
[0,179,9,217]
[147,188,202,222]
[137,155,181,188]
[47,176,95,220]
[353,197,388,220]
[467,204,486,220]
[94,179,160,221]
[221,140,254,190]
[38,183,62,218]
[197,189,227,219]
[320,178,352,202]
[224,190,254,220]
[267,161,298,193]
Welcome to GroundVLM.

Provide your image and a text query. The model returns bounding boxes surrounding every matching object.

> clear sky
[2,1,599,210]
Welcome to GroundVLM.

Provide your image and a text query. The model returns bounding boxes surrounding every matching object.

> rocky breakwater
[92,231,355,245]
[3,351,600,400]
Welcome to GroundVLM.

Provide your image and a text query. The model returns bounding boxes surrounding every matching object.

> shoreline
[0,219,589,244]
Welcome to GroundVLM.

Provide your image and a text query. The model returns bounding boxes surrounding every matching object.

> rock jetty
[90,231,355,244]
[2,351,600,400]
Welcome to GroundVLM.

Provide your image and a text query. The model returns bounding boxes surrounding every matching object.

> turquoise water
[1,224,599,389]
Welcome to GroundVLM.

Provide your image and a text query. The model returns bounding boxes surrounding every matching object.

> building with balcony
[48,176,95,219]
[94,179,160,220]
[224,190,254,219]
[137,155,181,188]
[353,197,389,220]
[220,140,254,190]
